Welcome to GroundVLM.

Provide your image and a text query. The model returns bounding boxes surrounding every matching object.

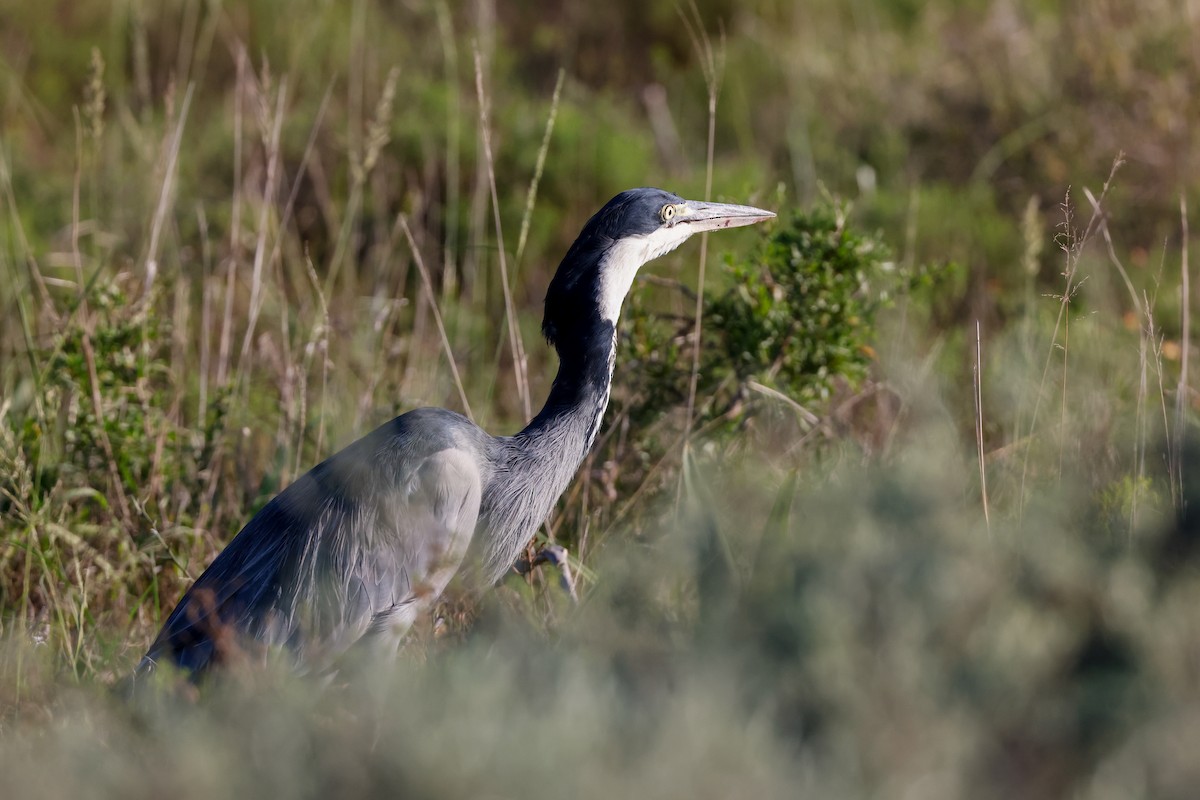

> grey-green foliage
[0,440,1191,799]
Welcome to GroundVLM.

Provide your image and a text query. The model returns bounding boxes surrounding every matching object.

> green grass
[2,0,1200,796]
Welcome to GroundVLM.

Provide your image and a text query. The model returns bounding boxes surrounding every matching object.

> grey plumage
[140,188,774,676]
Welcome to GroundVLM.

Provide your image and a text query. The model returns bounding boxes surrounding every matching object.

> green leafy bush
[709,203,901,404]
[619,202,929,435]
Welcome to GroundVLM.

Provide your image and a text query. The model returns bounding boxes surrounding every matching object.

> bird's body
[141,188,773,676]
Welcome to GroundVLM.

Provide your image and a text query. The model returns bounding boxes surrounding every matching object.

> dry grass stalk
[973,321,991,534]
[1018,155,1123,523]
[399,214,474,421]
[1084,184,1150,533]
[473,47,531,421]
[145,83,195,293]
[679,2,725,449]
[216,47,247,391]
[1175,193,1191,504]
[515,68,566,269]
[236,77,288,385]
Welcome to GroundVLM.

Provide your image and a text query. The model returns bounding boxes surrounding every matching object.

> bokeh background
[2,0,1200,797]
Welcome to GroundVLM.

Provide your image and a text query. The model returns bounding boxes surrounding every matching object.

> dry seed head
[257,60,275,149]
[84,47,106,141]
[362,66,401,177]
[1022,196,1043,277]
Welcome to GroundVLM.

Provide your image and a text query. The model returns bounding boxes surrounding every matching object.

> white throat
[596,226,695,323]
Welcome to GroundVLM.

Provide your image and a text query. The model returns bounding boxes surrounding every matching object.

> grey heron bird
[140,187,774,676]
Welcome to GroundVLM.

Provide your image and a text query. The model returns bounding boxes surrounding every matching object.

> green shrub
[619,201,933,435]
[710,202,900,404]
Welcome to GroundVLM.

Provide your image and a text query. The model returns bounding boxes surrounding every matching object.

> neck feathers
[523,313,615,453]
[535,238,634,453]
[481,317,615,582]
[478,229,668,581]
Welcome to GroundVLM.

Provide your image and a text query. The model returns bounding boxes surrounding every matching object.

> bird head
[543,187,775,348]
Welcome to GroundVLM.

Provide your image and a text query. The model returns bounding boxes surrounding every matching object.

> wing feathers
[143,441,483,675]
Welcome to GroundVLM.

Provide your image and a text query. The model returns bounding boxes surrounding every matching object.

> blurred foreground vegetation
[2,0,1200,796]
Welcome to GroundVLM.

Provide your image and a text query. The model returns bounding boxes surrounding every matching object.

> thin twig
[295,251,332,475]
[515,68,565,268]
[974,321,991,535]
[71,107,86,294]
[216,47,247,390]
[1176,193,1191,507]
[197,204,212,426]
[1018,155,1123,524]
[680,2,725,449]
[79,334,134,528]
[746,380,821,427]
[266,81,334,290]
[398,214,474,422]
[1148,293,1176,506]
[433,0,462,293]
[1083,186,1149,536]
[236,77,288,382]
[0,146,54,316]
[145,83,195,292]
[474,47,531,420]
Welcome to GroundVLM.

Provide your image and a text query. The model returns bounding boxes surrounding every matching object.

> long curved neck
[477,239,637,582]
[519,313,616,456]
[477,311,617,582]
[523,238,634,463]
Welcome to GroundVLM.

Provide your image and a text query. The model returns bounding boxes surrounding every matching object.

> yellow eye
[660,204,676,222]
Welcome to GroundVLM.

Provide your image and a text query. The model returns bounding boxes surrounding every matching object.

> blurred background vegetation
[2,0,1200,796]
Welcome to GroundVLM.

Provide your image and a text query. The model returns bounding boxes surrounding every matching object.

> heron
[140,187,774,676]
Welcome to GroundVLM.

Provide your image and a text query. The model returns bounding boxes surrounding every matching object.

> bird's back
[141,408,491,676]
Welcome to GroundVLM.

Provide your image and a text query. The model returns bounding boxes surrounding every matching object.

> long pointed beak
[677,200,776,232]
